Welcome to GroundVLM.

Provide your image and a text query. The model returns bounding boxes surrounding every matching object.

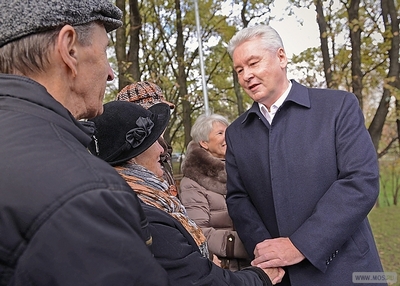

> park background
[105,0,399,280]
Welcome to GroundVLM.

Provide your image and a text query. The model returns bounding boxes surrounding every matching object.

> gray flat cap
[0,0,123,47]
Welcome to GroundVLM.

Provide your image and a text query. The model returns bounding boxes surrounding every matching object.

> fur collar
[182,141,226,195]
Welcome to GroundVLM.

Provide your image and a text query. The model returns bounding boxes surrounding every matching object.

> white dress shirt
[258,81,292,124]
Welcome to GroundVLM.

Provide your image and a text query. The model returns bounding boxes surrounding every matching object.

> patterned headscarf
[116,81,175,109]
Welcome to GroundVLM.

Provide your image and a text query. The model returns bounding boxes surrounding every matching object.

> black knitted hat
[88,101,170,166]
[0,0,122,47]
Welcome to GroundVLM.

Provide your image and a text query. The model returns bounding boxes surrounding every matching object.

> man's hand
[252,237,305,268]
[261,267,285,285]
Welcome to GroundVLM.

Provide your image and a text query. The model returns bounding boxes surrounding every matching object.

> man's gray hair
[227,25,285,57]
[0,23,96,75]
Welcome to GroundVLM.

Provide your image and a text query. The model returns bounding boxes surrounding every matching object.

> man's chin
[97,105,104,116]
[86,106,104,120]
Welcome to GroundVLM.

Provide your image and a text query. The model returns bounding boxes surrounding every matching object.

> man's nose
[107,65,115,81]
[242,68,253,82]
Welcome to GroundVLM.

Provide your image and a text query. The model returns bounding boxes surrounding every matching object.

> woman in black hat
[88,100,284,286]
[116,81,177,196]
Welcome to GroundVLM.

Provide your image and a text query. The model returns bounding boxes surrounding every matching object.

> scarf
[115,162,209,258]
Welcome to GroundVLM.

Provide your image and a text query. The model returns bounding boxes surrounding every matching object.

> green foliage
[289,0,398,133]
[120,0,280,151]
[290,47,326,87]
[109,0,399,157]
[379,156,400,207]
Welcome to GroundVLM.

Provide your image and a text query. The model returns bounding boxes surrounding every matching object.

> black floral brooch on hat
[126,117,154,148]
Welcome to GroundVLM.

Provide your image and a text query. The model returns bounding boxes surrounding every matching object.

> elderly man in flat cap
[0,0,168,285]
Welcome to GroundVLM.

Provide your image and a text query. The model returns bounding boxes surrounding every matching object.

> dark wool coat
[0,74,168,285]
[180,141,250,265]
[225,80,384,286]
[141,203,272,286]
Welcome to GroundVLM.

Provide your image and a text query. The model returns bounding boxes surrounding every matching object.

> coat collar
[241,80,310,124]
[0,74,93,147]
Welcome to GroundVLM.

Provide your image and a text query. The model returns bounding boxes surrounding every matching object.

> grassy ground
[368,206,400,283]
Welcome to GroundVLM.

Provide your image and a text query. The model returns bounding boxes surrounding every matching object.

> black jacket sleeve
[142,204,272,286]
[12,189,169,286]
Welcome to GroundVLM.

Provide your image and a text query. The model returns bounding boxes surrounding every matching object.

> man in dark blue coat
[225,25,385,285]
[0,0,169,284]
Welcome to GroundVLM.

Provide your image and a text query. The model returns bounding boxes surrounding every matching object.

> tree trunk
[127,0,141,84]
[115,0,127,90]
[175,0,191,147]
[315,0,333,88]
[368,0,400,151]
[114,0,141,90]
[230,0,250,115]
[347,0,363,109]
[397,118,400,151]
[232,68,245,115]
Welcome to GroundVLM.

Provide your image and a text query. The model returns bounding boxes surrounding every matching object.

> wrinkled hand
[261,267,285,285]
[252,237,305,268]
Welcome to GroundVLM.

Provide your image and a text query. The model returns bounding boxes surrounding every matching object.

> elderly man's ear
[57,25,79,78]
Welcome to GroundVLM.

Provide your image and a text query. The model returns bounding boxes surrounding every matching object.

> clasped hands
[252,237,305,285]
